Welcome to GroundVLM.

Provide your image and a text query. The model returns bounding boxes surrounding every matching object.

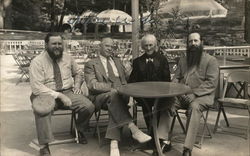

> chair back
[222,70,250,99]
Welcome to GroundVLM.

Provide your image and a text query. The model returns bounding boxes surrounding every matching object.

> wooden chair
[213,70,250,139]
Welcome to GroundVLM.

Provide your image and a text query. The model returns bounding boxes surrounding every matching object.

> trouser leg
[31,94,55,145]
[141,104,153,132]
[157,98,175,140]
[34,112,54,145]
[108,90,132,125]
[60,90,95,133]
[184,101,207,149]
[94,90,132,141]
[105,114,122,141]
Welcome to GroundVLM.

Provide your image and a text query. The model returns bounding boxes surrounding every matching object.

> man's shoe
[160,140,172,153]
[39,145,51,156]
[78,131,88,144]
[110,140,120,156]
[182,147,192,156]
[129,123,152,143]
[132,130,152,143]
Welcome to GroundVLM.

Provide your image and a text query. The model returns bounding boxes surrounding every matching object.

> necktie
[52,61,63,90]
[107,58,116,81]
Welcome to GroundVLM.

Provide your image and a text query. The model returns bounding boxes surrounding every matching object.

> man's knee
[31,94,55,116]
[190,101,200,111]
[82,96,95,113]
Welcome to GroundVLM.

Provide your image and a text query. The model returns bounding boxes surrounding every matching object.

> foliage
[11,0,42,30]
[143,2,185,49]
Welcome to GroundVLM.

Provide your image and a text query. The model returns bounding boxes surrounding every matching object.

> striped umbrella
[158,0,228,19]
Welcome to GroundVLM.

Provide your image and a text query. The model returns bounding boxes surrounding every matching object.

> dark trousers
[136,97,175,140]
[31,90,95,145]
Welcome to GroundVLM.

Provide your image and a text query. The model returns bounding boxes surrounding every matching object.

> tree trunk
[245,0,250,43]
[51,0,56,32]
[139,5,144,32]
[3,0,12,29]
[57,0,67,32]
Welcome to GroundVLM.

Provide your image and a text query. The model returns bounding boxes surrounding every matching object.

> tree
[245,0,250,43]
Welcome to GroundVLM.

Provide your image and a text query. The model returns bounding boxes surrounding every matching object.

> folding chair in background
[12,52,31,85]
[213,70,250,139]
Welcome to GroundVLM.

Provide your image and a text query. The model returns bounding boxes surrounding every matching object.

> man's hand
[186,93,195,102]
[178,93,195,105]
[58,93,72,107]
[73,86,82,94]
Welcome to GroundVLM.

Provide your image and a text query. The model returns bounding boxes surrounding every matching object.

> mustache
[53,47,63,51]
[187,45,201,52]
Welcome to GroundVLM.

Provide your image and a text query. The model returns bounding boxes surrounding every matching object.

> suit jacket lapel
[95,57,109,81]
[113,58,126,83]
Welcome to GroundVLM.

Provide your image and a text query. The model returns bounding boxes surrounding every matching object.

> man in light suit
[29,33,95,156]
[84,37,151,156]
[173,32,219,156]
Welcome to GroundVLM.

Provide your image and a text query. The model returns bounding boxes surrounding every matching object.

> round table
[118,82,192,156]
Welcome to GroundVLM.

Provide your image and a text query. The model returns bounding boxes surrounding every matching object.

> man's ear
[155,45,159,52]
[44,44,48,51]
[201,40,204,46]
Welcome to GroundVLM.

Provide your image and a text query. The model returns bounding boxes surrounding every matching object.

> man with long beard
[29,32,95,156]
[173,32,219,156]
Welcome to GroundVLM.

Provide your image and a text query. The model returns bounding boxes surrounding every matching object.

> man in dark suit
[129,34,174,153]
[84,37,151,156]
[173,32,219,156]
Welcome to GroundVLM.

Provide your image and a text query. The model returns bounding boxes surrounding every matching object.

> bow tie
[146,58,154,63]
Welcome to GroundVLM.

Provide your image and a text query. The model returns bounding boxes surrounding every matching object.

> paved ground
[0,55,249,156]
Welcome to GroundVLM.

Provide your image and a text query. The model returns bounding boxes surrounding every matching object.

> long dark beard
[186,45,203,69]
[47,47,63,61]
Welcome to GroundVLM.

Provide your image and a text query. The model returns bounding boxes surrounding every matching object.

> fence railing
[163,46,250,57]
[1,39,250,58]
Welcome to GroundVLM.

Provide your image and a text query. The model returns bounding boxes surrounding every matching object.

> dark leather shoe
[78,131,88,144]
[182,147,192,156]
[39,145,51,156]
[161,141,172,153]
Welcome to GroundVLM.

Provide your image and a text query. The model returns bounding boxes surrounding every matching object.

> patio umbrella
[80,10,98,33]
[80,10,97,18]
[95,9,132,25]
[158,0,228,19]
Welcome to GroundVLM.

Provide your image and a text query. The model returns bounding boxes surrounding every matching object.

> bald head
[141,34,158,55]
[101,37,114,45]
[100,37,114,58]
[141,34,157,45]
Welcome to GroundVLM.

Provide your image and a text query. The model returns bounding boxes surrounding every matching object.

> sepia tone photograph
[0,0,250,156]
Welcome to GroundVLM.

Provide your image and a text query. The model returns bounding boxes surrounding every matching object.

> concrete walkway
[0,55,249,156]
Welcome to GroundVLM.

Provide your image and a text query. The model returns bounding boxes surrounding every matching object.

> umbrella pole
[131,0,139,59]
[95,24,99,39]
